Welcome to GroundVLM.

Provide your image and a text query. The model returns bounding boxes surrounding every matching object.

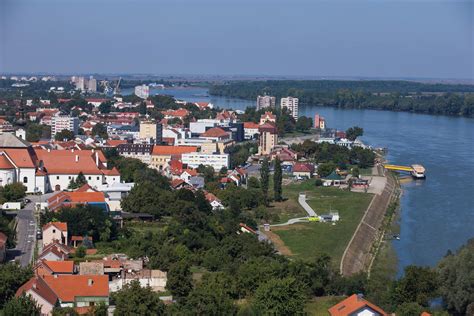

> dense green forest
[209,80,474,117]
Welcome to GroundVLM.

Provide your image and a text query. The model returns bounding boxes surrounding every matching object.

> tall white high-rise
[256,95,276,110]
[51,116,79,137]
[280,97,299,120]
[88,77,97,92]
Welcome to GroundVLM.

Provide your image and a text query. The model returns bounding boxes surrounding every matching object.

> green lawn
[305,296,345,315]
[272,180,373,264]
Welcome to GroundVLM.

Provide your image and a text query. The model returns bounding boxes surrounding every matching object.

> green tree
[273,157,282,202]
[166,261,193,301]
[395,302,424,316]
[252,277,307,315]
[183,284,237,316]
[391,265,439,308]
[67,172,88,190]
[92,123,108,139]
[3,295,41,316]
[75,245,86,258]
[345,126,364,141]
[352,166,360,178]
[438,239,474,315]
[317,162,336,178]
[295,115,313,132]
[1,182,27,201]
[54,129,74,141]
[260,158,270,205]
[112,280,165,316]
[0,263,33,308]
[98,101,112,114]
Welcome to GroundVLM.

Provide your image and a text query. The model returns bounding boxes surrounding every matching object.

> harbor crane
[113,77,122,95]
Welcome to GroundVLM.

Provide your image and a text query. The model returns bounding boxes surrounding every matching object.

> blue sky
[1,0,472,79]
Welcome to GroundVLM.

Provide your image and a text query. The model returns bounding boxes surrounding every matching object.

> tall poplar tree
[273,157,282,201]
[260,157,270,205]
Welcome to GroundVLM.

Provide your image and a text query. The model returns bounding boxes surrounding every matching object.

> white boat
[411,164,426,178]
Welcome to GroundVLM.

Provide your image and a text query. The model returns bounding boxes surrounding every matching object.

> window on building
[88,176,91,180]
[97,177,100,180]
[23,177,28,183]
[68,176,71,180]
[57,176,59,180]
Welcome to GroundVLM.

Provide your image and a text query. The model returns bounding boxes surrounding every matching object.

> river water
[128,86,474,273]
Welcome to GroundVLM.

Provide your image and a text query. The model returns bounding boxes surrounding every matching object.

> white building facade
[280,97,299,120]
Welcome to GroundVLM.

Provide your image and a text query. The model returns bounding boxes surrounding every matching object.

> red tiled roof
[16,277,58,306]
[102,167,120,176]
[2,148,36,168]
[201,127,229,138]
[43,260,74,274]
[244,122,259,129]
[162,108,189,118]
[43,222,68,232]
[171,179,186,189]
[0,154,14,169]
[43,275,109,302]
[152,145,198,156]
[258,122,278,134]
[328,294,387,316]
[35,149,105,175]
[75,183,96,192]
[293,163,314,173]
[105,139,127,147]
[181,169,198,176]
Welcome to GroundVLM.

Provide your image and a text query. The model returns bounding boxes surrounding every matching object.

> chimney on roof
[32,282,37,289]
[47,148,51,152]
[357,293,364,301]
[88,278,94,286]
[75,155,79,162]
[71,148,74,153]
[95,152,99,167]
[54,274,58,278]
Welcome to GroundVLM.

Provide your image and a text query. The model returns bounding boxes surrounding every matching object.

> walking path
[298,193,318,217]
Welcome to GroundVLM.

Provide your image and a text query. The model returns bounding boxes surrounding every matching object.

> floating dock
[383,164,426,178]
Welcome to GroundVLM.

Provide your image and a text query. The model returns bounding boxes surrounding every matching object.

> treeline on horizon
[209,80,474,117]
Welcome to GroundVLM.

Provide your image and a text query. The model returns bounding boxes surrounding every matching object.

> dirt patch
[263,231,293,256]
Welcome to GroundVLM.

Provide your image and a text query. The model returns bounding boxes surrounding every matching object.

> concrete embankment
[340,173,397,276]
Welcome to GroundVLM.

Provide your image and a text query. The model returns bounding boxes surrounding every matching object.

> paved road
[11,206,36,266]
[9,194,49,266]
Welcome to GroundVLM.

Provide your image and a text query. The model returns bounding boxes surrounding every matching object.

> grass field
[271,179,373,264]
[305,296,345,315]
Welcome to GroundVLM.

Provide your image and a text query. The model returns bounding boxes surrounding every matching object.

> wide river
[127,86,474,273]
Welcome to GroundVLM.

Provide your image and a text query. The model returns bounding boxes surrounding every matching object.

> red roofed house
[194,102,213,110]
[170,178,187,190]
[259,111,276,125]
[38,242,71,261]
[17,275,109,311]
[35,259,75,277]
[47,191,108,212]
[162,108,190,120]
[293,162,315,179]
[16,277,59,315]
[205,192,224,210]
[200,127,230,141]
[328,294,387,316]
[150,145,198,172]
[42,222,68,247]
[243,122,260,140]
